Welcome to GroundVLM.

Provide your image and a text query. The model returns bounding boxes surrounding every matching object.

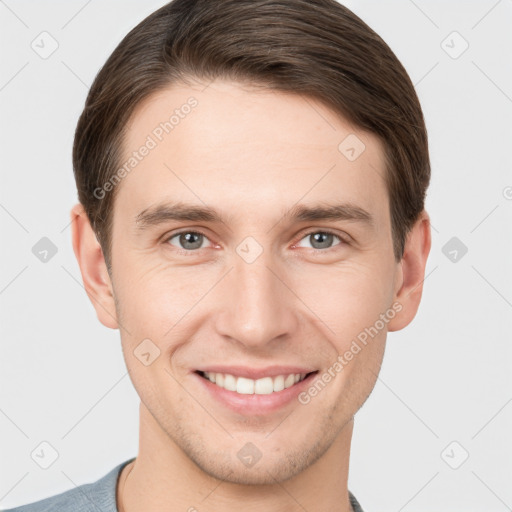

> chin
[185,436,325,486]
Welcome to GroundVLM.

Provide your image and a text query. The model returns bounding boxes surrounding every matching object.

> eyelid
[165,228,211,240]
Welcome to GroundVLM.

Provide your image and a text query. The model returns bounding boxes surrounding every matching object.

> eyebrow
[134,200,375,232]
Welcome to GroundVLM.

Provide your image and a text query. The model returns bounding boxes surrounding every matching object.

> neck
[118,402,354,512]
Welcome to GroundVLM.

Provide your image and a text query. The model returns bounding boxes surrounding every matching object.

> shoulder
[2,483,100,512]
[349,490,365,512]
[2,458,135,512]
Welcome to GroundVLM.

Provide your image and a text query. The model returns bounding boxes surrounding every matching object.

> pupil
[181,232,202,250]
[312,232,332,249]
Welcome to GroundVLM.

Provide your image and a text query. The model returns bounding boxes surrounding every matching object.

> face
[102,79,406,484]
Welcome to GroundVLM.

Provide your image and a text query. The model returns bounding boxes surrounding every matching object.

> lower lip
[192,371,319,415]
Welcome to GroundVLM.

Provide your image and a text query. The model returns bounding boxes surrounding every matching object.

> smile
[197,370,316,395]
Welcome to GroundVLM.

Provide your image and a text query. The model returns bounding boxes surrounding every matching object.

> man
[5,0,431,510]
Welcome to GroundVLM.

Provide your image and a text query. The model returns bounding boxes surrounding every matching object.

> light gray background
[1,1,511,511]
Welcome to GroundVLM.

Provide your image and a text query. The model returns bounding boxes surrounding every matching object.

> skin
[71,78,431,512]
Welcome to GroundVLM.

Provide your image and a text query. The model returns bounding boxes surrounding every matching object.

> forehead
[115,79,389,230]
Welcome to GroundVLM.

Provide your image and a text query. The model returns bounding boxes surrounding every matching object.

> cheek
[293,260,393,337]
[113,254,180,324]
[113,259,211,364]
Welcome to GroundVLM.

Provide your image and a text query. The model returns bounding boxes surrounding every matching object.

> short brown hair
[73,0,430,272]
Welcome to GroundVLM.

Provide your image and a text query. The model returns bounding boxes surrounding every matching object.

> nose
[214,248,298,350]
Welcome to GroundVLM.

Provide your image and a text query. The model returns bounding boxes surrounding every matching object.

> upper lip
[194,365,318,380]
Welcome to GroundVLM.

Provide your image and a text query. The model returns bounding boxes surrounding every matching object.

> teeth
[273,375,285,392]
[202,371,309,395]
[254,377,273,395]
[284,374,295,388]
[224,373,236,391]
[237,377,254,394]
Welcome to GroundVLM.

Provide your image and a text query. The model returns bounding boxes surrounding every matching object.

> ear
[70,203,119,329]
[387,210,432,332]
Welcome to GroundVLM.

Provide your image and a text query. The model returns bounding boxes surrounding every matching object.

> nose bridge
[215,245,297,347]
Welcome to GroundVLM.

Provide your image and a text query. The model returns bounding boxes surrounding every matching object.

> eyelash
[163,228,349,254]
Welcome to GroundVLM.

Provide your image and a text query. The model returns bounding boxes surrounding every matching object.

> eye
[165,230,213,251]
[295,230,347,250]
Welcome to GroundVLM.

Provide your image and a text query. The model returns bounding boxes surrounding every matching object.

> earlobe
[70,203,119,329]
[387,210,432,332]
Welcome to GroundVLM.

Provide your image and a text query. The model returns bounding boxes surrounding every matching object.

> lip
[193,365,317,380]
[192,369,319,415]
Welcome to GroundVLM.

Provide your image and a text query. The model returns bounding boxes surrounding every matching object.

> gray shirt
[3,458,364,512]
